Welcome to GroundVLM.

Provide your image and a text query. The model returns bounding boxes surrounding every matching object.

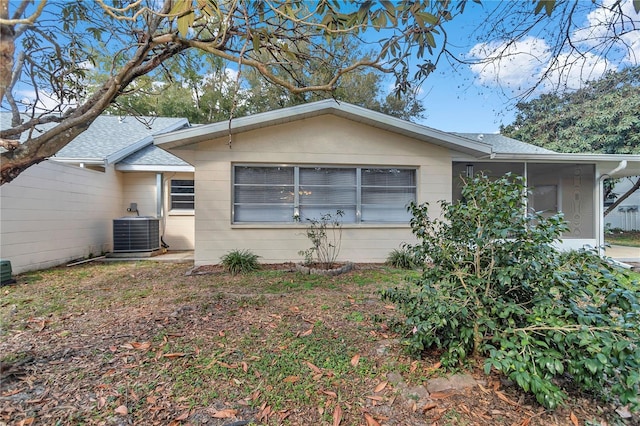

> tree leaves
[383,174,640,410]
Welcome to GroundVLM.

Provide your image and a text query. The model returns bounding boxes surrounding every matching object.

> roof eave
[490,153,640,177]
[51,157,106,166]
[115,164,195,172]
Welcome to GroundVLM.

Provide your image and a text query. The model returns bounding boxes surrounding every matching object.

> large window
[170,179,195,210]
[233,165,416,224]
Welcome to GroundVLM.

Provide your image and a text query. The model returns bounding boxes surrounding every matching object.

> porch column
[156,173,164,218]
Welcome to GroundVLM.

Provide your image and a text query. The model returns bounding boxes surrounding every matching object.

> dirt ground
[0,261,637,426]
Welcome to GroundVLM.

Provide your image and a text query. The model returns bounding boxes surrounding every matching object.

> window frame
[169,179,195,211]
[232,164,417,224]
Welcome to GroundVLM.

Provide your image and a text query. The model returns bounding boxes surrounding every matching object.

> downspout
[597,160,627,254]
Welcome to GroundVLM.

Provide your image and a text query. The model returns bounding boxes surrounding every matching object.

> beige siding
[0,161,123,273]
[173,115,453,265]
[121,172,195,250]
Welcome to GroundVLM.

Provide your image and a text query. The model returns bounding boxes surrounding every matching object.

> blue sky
[408,0,640,133]
[7,0,639,135]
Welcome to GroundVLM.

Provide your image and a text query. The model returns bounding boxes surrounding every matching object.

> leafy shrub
[382,173,640,411]
[220,249,260,275]
[298,210,344,269]
[386,247,420,269]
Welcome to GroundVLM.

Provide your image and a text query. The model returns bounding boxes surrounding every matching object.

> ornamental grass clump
[220,249,260,275]
[382,173,640,411]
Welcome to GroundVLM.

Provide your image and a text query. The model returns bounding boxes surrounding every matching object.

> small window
[170,179,195,210]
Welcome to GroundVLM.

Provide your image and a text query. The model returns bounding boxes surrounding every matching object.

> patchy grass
[606,230,640,247]
[0,261,634,425]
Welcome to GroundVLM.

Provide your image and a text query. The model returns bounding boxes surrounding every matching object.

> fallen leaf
[427,361,442,372]
[1,388,23,397]
[131,341,151,350]
[410,360,419,373]
[477,383,490,394]
[241,361,248,372]
[350,354,360,367]
[364,412,381,426]
[97,396,106,409]
[17,418,35,426]
[283,375,299,383]
[174,410,190,421]
[495,391,519,406]
[333,405,343,426]
[366,395,384,401]
[115,405,128,415]
[374,381,388,393]
[422,402,437,412]
[278,409,291,421]
[163,352,186,359]
[212,408,237,418]
[300,327,313,337]
[305,361,322,374]
[257,404,272,422]
[429,391,453,400]
[321,390,337,398]
[570,411,579,426]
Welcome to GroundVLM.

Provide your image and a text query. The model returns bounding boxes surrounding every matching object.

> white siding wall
[0,161,123,273]
[173,115,453,266]
[605,177,640,231]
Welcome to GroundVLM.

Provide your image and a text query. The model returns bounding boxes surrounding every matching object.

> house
[2,100,638,273]
[153,100,640,267]
[604,177,640,231]
[0,115,195,273]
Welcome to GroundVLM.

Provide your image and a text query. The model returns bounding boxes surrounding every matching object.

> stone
[426,374,478,393]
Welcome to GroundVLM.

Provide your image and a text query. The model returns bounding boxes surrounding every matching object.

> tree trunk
[604,177,640,216]
[0,0,15,103]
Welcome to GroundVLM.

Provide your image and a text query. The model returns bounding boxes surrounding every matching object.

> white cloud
[467,0,638,96]
[16,89,76,113]
[573,0,640,65]
[468,36,551,95]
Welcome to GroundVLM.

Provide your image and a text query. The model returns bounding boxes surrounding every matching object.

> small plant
[298,210,344,269]
[386,246,421,269]
[220,249,260,275]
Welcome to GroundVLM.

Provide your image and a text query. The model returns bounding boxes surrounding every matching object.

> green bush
[220,249,260,275]
[386,247,421,269]
[382,173,640,411]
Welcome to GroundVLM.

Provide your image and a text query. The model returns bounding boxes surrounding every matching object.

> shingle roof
[454,133,557,155]
[118,143,189,166]
[55,115,188,161]
[0,113,189,165]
